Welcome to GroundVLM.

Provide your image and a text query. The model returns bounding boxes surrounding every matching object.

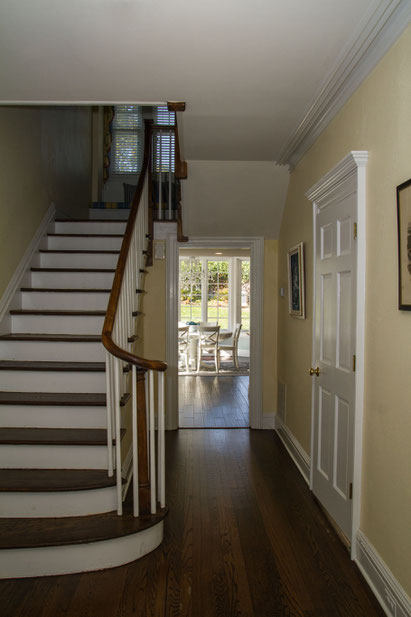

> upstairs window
[110,105,143,176]
[153,106,175,173]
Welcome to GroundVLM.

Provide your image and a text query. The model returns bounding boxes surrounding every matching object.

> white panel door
[312,184,357,539]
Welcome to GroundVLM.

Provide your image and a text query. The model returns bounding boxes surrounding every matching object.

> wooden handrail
[101,119,167,372]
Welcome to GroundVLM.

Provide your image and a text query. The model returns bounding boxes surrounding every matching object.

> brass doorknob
[310,367,320,377]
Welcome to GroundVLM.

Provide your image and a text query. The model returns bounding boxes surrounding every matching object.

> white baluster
[105,351,114,477]
[168,130,172,220]
[114,357,123,515]
[149,369,156,514]
[158,371,165,507]
[132,364,139,517]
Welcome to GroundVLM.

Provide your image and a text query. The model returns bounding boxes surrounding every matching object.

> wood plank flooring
[179,375,249,427]
[0,429,385,617]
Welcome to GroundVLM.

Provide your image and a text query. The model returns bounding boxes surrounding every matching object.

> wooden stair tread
[0,334,102,342]
[10,309,105,316]
[39,250,120,254]
[47,233,123,238]
[0,469,119,492]
[20,288,111,293]
[54,219,127,223]
[0,361,106,371]
[0,427,125,446]
[30,268,115,273]
[0,392,130,406]
[0,505,167,549]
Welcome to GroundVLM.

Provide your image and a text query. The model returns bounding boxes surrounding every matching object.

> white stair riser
[0,522,163,578]
[40,252,119,269]
[0,487,117,518]
[89,209,129,220]
[12,314,104,335]
[0,444,111,469]
[53,221,126,234]
[0,340,105,362]
[21,291,110,310]
[0,405,107,428]
[31,271,114,288]
[47,235,123,251]
[0,370,106,393]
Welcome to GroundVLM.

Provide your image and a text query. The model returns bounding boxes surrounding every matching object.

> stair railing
[102,119,167,517]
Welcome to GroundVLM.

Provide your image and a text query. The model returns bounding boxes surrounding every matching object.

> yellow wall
[0,106,92,298]
[278,25,411,594]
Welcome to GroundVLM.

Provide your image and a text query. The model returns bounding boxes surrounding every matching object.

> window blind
[111,105,143,175]
[153,106,175,173]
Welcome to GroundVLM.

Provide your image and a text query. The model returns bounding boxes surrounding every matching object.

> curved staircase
[0,217,167,579]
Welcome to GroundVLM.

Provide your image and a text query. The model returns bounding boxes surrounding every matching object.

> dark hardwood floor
[179,375,249,427]
[0,430,385,617]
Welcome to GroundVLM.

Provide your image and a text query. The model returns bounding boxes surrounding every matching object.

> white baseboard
[275,416,310,484]
[0,203,55,327]
[262,413,276,429]
[355,531,411,617]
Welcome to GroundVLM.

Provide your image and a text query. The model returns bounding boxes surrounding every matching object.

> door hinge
[353,354,356,372]
[353,222,357,240]
[349,483,353,500]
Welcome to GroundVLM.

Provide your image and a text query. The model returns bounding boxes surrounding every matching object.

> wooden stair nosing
[0,427,126,446]
[39,250,120,255]
[0,334,102,343]
[54,218,127,223]
[0,469,120,493]
[0,506,168,550]
[0,361,130,372]
[47,233,123,238]
[0,392,130,407]
[20,288,111,293]
[30,268,116,273]
[10,309,106,316]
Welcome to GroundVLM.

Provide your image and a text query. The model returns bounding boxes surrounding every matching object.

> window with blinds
[153,106,175,173]
[111,105,143,176]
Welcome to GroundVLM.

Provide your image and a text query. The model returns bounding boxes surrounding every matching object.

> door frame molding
[306,151,368,558]
[166,235,264,430]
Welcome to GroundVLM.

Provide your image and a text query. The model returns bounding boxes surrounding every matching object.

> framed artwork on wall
[287,242,305,318]
[397,178,411,310]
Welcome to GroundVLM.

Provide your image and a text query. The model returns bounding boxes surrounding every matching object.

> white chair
[199,321,217,326]
[197,325,220,373]
[218,323,242,370]
[178,326,189,372]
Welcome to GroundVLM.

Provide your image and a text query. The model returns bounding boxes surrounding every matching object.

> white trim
[0,521,164,578]
[0,203,55,331]
[279,1,411,167]
[275,415,311,484]
[306,151,368,559]
[262,413,276,430]
[167,236,264,429]
[356,531,411,617]
[166,233,179,430]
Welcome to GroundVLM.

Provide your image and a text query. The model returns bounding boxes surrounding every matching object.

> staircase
[0,217,166,579]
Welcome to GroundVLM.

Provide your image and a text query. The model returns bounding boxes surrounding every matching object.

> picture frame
[287,242,305,318]
[397,178,411,310]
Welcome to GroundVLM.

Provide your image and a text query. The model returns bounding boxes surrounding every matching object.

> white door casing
[306,151,368,556]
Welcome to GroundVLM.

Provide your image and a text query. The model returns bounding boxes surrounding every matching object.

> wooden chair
[178,326,189,372]
[217,323,242,370]
[197,325,220,373]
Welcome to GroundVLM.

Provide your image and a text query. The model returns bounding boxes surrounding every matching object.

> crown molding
[278,0,411,168]
[305,151,368,202]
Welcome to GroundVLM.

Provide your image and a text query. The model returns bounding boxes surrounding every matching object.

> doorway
[178,248,250,427]
[165,235,264,430]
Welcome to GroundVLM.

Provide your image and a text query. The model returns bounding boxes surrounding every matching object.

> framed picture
[287,242,305,318]
[397,178,411,310]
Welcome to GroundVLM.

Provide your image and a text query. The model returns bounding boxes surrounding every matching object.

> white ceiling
[0,0,408,164]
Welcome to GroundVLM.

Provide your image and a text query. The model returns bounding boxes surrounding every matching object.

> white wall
[182,161,289,238]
